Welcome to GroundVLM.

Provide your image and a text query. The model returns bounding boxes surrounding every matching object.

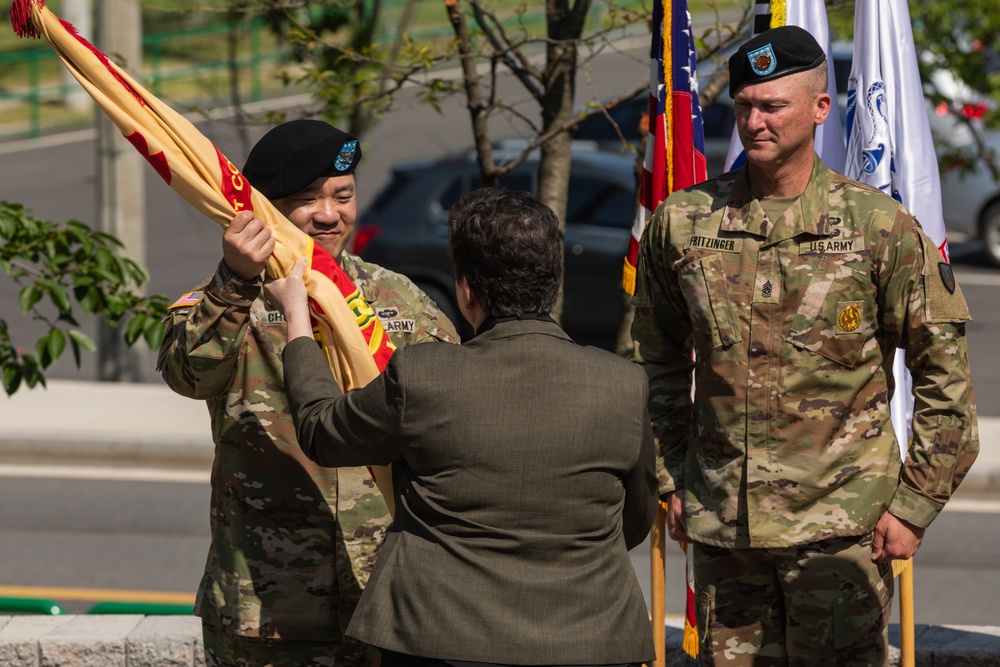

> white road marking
[0,463,208,484]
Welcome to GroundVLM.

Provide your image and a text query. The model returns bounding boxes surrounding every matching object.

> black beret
[729,25,825,97]
[242,119,362,200]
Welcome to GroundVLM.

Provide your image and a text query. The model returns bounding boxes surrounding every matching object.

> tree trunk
[537,0,591,320]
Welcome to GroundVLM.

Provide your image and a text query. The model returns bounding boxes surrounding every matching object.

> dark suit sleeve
[283,336,404,467]
[621,397,659,550]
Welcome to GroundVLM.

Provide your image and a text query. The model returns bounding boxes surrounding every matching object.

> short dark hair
[448,187,563,317]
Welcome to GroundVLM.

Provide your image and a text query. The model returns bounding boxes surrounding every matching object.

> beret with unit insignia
[242,119,362,200]
[729,25,826,97]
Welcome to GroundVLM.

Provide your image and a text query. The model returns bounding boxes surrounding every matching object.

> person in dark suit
[267,187,658,667]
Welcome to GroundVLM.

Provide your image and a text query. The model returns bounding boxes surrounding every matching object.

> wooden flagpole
[651,503,667,667]
[899,560,915,667]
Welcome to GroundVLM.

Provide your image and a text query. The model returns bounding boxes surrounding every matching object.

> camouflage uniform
[631,158,978,664]
[158,253,458,660]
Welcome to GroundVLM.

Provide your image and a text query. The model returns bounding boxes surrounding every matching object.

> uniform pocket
[675,253,742,353]
[786,257,874,368]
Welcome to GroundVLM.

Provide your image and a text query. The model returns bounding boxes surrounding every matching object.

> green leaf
[123,258,150,286]
[2,365,21,396]
[80,285,102,312]
[142,317,166,350]
[67,328,96,352]
[69,335,81,367]
[34,335,51,369]
[43,280,72,314]
[17,284,42,313]
[46,329,66,364]
[124,314,145,345]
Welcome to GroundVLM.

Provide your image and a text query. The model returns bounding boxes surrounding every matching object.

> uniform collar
[721,154,834,242]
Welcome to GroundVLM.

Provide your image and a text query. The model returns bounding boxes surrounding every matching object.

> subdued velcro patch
[921,236,971,323]
[630,251,654,308]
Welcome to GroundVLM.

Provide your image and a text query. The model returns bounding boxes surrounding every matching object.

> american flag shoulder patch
[169,291,205,309]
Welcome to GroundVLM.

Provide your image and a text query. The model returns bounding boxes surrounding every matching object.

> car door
[561,175,635,347]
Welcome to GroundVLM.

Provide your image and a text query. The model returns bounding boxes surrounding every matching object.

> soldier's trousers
[202,619,381,667]
[692,533,894,667]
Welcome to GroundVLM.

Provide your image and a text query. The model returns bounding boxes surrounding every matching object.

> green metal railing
[0,597,64,615]
[0,18,281,140]
[0,0,647,140]
[87,601,194,615]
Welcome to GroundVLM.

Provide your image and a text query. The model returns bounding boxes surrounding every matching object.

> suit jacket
[284,318,657,665]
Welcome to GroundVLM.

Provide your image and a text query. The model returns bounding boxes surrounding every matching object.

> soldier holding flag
[158,120,459,666]
[631,26,979,665]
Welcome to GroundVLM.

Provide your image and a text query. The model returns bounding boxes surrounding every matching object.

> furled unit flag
[8,0,396,508]
[845,0,949,457]
[724,0,846,173]
[622,0,706,294]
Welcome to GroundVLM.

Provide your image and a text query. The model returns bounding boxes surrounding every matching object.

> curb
[2,615,999,667]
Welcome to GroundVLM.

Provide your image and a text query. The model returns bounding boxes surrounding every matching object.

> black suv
[354,142,638,345]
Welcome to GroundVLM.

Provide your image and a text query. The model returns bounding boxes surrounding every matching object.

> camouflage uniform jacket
[631,157,979,549]
[158,253,458,639]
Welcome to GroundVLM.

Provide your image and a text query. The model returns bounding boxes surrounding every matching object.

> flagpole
[651,503,667,667]
[899,560,915,667]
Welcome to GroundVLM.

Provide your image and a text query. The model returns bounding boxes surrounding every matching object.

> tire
[982,201,1000,268]
[417,283,473,341]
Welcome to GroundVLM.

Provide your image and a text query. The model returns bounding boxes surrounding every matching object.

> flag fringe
[9,0,44,39]
[892,558,910,578]
[622,259,637,295]
[770,0,787,29]
[682,619,699,658]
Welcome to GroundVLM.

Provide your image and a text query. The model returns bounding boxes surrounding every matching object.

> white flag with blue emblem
[724,0,845,172]
[845,0,949,453]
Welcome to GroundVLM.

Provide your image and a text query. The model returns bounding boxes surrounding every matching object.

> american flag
[622,0,707,294]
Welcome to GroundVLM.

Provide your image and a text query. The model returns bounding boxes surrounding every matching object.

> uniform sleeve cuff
[207,260,263,306]
[887,484,944,529]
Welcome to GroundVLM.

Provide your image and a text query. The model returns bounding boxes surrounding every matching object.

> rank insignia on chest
[836,301,863,333]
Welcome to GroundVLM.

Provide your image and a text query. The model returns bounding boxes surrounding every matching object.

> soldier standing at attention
[158,120,459,667]
[631,26,979,666]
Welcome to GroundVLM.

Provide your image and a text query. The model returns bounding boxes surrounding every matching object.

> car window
[702,101,735,139]
[573,96,646,143]
[833,55,852,95]
[437,172,534,212]
[567,177,634,229]
[368,171,414,213]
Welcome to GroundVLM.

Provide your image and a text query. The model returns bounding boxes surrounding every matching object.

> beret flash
[729,25,826,97]
[242,119,362,200]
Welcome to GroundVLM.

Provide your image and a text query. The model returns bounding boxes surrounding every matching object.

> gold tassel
[622,259,637,295]
[770,0,786,28]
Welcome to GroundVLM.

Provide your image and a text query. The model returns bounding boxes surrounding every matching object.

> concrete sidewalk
[0,379,213,466]
[0,379,996,490]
